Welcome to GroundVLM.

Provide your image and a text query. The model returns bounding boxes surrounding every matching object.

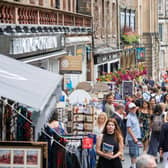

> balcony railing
[0,1,92,27]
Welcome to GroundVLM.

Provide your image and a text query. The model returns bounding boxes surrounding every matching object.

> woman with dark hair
[148,104,163,160]
[96,118,123,168]
[149,97,157,114]
[138,100,151,152]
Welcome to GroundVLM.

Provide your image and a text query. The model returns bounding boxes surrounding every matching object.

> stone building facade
[92,0,159,80]
[119,0,159,80]
[158,0,168,74]
[139,0,160,80]
[0,0,93,89]
[92,0,121,80]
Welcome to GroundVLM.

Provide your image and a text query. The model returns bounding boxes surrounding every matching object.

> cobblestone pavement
[122,146,164,168]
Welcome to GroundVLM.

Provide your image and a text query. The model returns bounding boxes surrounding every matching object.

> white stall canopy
[0,54,62,111]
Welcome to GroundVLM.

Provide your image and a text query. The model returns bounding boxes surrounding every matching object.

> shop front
[94,48,121,80]
[0,32,66,74]
[60,35,92,91]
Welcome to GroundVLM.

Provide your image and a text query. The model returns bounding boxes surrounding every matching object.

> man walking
[126,103,141,168]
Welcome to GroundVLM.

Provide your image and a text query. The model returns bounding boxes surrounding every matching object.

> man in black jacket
[111,104,126,140]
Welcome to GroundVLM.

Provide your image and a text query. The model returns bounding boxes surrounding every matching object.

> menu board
[122,81,133,98]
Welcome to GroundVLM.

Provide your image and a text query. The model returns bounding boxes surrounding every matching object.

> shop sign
[82,137,93,149]
[136,47,145,61]
[0,34,65,57]
[95,54,119,64]
[59,56,82,74]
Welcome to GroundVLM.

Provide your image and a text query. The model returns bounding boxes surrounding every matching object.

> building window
[126,11,130,27]
[110,62,119,72]
[98,64,108,76]
[158,0,163,15]
[159,23,163,41]
[55,0,60,9]
[120,11,125,32]
[130,12,135,31]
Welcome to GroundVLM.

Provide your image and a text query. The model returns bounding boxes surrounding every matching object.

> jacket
[159,122,168,153]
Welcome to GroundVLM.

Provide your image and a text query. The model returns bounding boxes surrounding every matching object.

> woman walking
[96,118,123,168]
[138,100,151,153]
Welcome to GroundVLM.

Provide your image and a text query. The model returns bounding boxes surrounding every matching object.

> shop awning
[20,50,67,63]
[94,47,122,55]
[0,54,62,111]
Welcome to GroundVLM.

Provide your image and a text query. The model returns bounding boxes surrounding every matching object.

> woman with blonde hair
[96,118,123,168]
[93,112,107,136]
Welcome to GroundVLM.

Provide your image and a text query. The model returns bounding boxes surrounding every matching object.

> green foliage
[122,32,139,44]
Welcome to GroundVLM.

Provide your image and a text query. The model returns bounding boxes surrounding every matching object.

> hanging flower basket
[122,32,139,44]
[121,26,139,45]
[96,65,148,85]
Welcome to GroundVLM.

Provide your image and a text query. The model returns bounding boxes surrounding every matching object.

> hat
[128,102,136,109]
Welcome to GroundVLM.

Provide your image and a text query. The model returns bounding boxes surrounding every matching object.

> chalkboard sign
[122,81,133,98]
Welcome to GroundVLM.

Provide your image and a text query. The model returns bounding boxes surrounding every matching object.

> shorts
[128,140,140,158]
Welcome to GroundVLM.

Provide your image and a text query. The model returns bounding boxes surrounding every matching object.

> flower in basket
[96,65,147,83]
[121,26,139,44]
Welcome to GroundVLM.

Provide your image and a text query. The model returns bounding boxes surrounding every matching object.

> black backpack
[152,114,163,132]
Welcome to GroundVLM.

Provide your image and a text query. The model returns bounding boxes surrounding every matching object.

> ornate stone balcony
[0,1,92,27]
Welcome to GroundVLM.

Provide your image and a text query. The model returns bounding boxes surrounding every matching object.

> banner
[136,47,145,61]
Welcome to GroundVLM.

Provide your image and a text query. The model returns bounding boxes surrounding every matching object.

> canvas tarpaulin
[0,54,62,111]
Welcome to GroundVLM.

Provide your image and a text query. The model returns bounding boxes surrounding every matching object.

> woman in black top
[96,118,123,168]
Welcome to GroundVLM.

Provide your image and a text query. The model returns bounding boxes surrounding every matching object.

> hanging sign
[136,47,145,61]
[59,56,82,74]
[82,137,93,149]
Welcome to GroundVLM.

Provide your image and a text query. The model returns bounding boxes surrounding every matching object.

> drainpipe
[116,0,120,49]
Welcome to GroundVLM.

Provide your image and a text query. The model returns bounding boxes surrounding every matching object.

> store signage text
[9,35,64,55]
[96,54,119,64]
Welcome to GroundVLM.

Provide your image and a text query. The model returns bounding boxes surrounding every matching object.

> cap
[128,102,136,109]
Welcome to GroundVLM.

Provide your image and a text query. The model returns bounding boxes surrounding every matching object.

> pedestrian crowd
[93,76,168,168]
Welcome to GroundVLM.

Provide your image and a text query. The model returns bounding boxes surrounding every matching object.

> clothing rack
[41,129,67,151]
[0,98,68,152]
[0,98,33,125]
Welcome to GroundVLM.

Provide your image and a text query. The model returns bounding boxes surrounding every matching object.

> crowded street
[1,0,168,168]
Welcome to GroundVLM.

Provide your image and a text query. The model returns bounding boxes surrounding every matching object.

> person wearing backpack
[148,104,163,161]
